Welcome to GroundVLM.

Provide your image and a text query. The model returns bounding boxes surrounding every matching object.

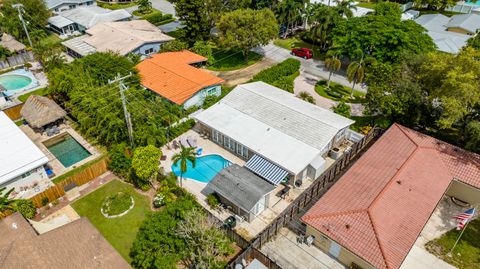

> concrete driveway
[253,43,367,93]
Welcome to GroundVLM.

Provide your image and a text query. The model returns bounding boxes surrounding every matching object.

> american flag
[453,208,476,230]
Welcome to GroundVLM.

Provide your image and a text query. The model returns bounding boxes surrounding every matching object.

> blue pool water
[46,134,91,168]
[466,0,480,6]
[171,154,231,183]
[0,75,32,91]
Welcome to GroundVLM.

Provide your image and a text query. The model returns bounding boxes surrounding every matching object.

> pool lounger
[187,136,197,148]
[180,137,190,148]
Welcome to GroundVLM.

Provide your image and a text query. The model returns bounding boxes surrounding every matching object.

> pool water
[466,0,480,5]
[171,154,231,183]
[0,75,32,91]
[45,134,91,168]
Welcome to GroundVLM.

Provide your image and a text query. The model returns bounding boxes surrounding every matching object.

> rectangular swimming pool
[44,133,91,168]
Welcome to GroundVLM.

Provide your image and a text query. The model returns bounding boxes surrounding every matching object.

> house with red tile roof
[136,50,224,109]
[302,124,480,269]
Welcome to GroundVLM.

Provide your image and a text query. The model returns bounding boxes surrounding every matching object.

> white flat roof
[194,82,354,174]
[0,112,48,185]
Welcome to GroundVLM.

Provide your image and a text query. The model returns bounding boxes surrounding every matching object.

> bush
[206,193,220,209]
[101,192,133,216]
[251,58,301,93]
[41,197,49,206]
[15,200,36,219]
[108,143,132,178]
[143,11,174,26]
[161,40,189,53]
[333,102,351,118]
[192,41,214,65]
[169,119,195,139]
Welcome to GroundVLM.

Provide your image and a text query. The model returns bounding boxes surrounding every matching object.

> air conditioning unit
[329,147,341,160]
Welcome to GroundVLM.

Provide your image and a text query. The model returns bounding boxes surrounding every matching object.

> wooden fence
[227,128,383,268]
[2,103,23,120]
[226,247,282,269]
[30,157,109,207]
[0,51,34,70]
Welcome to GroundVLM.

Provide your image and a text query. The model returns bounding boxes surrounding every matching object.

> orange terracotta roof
[136,51,224,105]
[302,124,480,269]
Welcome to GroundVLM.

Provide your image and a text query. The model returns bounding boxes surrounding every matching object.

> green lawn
[419,9,462,17]
[207,49,263,71]
[314,80,366,104]
[39,33,61,47]
[426,219,480,269]
[18,88,48,102]
[15,119,24,126]
[71,179,151,263]
[274,37,325,60]
[97,1,137,10]
[356,1,378,9]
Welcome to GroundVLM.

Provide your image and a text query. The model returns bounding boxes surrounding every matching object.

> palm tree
[347,50,367,98]
[0,187,16,218]
[137,0,152,13]
[276,0,304,38]
[308,6,340,50]
[324,52,342,90]
[171,145,196,187]
[297,91,316,104]
[334,0,357,18]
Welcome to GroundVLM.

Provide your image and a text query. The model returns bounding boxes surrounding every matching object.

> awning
[245,154,289,185]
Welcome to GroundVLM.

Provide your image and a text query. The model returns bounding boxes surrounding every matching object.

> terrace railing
[226,127,383,268]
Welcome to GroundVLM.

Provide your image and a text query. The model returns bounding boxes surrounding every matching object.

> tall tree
[347,50,371,97]
[170,0,211,45]
[276,0,304,37]
[217,8,278,61]
[308,5,342,50]
[205,0,251,27]
[324,52,342,89]
[0,0,50,44]
[0,187,36,219]
[171,145,196,187]
[413,0,456,11]
[137,0,152,13]
[131,145,162,189]
[334,0,356,18]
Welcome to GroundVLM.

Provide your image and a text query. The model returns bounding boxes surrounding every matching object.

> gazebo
[20,95,67,131]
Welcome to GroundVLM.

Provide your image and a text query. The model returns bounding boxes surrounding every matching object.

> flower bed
[101,192,134,218]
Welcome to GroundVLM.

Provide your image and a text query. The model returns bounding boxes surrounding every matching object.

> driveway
[253,43,367,93]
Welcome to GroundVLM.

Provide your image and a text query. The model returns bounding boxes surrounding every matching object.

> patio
[161,127,339,240]
[20,121,101,181]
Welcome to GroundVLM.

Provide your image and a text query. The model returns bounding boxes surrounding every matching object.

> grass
[356,1,378,9]
[52,156,106,184]
[17,87,48,102]
[72,179,151,262]
[166,29,183,39]
[314,80,366,104]
[14,119,24,126]
[102,192,133,216]
[97,1,137,10]
[425,219,480,269]
[274,37,325,60]
[419,9,463,17]
[39,33,61,47]
[207,49,263,71]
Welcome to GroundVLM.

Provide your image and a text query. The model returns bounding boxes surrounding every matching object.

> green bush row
[251,58,301,93]
[143,11,174,26]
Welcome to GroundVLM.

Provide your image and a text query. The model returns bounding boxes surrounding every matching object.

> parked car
[291,48,313,59]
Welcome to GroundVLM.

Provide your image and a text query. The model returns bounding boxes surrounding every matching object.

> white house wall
[0,166,50,199]
[183,85,221,109]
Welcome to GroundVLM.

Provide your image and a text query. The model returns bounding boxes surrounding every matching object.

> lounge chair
[187,136,197,148]
[172,140,179,149]
[196,148,203,156]
[180,137,189,148]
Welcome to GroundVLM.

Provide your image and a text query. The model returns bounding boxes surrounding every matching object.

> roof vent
[11,223,17,229]
[345,224,350,229]
[453,148,459,152]
[396,180,401,185]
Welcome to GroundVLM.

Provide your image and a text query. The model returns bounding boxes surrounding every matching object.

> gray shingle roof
[446,14,480,34]
[50,6,131,29]
[207,164,275,212]
[45,0,92,10]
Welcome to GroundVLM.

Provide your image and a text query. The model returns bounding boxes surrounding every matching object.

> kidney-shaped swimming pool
[171,154,231,183]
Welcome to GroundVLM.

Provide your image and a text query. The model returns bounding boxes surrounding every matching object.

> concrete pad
[400,245,456,269]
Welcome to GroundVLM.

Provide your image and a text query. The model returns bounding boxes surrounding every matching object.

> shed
[206,164,275,222]
[20,95,67,129]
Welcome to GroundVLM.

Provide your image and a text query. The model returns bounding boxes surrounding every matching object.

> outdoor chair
[172,140,179,149]
[187,136,197,148]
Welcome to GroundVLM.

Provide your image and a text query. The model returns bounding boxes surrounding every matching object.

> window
[236,143,248,159]
[144,48,154,54]
[21,171,32,179]
[212,130,222,144]
[207,88,217,96]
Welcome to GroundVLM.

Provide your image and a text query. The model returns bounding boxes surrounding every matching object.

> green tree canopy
[330,13,435,64]
[374,2,402,19]
[170,0,211,44]
[217,8,278,61]
[132,145,161,182]
[0,0,50,44]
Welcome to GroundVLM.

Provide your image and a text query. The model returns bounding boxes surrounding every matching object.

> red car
[291,48,313,59]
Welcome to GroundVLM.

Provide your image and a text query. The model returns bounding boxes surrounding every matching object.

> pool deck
[0,67,49,109]
[20,121,101,182]
[161,128,334,241]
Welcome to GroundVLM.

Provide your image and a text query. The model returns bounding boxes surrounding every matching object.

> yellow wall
[447,27,474,35]
[305,226,376,269]
[446,180,480,205]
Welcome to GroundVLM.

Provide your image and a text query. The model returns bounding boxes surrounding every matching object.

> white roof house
[62,20,174,57]
[194,82,354,176]
[415,13,480,54]
[48,6,131,32]
[0,112,48,186]
[45,0,94,11]
[445,13,480,34]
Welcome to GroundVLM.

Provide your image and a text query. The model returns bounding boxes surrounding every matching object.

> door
[254,197,266,215]
[329,240,341,258]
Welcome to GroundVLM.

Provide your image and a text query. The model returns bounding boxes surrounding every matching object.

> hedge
[143,11,174,26]
[250,58,301,93]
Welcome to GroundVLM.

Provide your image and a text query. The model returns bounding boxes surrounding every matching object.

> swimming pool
[171,154,231,183]
[466,0,480,6]
[0,74,32,91]
[44,133,92,168]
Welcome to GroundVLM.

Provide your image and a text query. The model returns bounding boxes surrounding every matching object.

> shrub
[41,197,49,206]
[15,200,36,219]
[251,58,301,93]
[160,40,189,52]
[144,11,174,26]
[333,102,351,118]
[191,41,214,65]
[206,193,220,209]
[101,192,133,216]
[169,119,195,139]
[297,91,315,104]
[108,143,132,178]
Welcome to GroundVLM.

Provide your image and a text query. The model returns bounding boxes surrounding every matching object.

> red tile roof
[302,124,480,269]
[136,50,224,105]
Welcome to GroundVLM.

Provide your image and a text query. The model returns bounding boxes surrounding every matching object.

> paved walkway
[253,43,367,93]
[293,73,365,116]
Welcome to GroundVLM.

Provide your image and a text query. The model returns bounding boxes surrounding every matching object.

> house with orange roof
[136,50,224,109]
[302,124,480,269]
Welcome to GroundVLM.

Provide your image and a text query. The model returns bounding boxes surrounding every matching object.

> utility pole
[109,73,134,149]
[12,4,33,48]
